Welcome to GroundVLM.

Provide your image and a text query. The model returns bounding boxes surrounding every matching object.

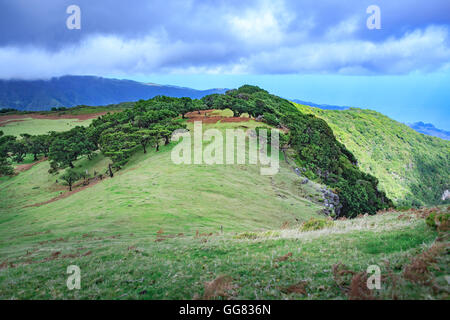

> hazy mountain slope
[292,99,449,140]
[291,99,347,110]
[294,103,450,207]
[0,76,226,111]
[408,122,450,140]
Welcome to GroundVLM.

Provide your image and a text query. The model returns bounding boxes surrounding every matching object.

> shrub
[0,157,14,176]
[263,113,280,127]
[425,211,450,231]
[233,232,258,239]
[300,217,334,231]
[233,230,281,239]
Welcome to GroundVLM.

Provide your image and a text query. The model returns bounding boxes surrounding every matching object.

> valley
[294,103,450,208]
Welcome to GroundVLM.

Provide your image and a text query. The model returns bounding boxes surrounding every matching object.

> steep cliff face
[442,190,450,201]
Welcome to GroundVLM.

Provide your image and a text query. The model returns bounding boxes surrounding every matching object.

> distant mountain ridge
[408,122,450,141]
[0,76,227,111]
[291,99,348,110]
[293,99,448,140]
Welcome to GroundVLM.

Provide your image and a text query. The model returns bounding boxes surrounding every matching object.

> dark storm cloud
[0,0,258,48]
[0,0,449,78]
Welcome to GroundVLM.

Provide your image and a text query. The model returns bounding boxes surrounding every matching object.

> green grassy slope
[1,118,93,136]
[0,209,445,299]
[0,118,447,300]
[0,120,324,238]
[294,103,450,207]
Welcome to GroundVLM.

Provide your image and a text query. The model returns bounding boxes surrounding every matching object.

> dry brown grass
[403,242,446,284]
[283,280,309,295]
[274,252,292,262]
[332,262,355,292]
[348,272,375,300]
[280,221,290,229]
[202,275,236,300]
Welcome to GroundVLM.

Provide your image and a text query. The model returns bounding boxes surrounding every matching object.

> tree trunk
[164,136,169,145]
[69,162,74,168]
[33,153,38,161]
[108,163,114,178]
[156,144,160,152]
[69,183,72,191]
[282,148,289,164]
[143,144,147,153]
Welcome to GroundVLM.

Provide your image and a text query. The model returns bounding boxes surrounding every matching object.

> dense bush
[425,210,449,230]
[0,108,18,114]
[300,217,334,231]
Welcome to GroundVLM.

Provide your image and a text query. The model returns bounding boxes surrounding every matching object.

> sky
[0,0,449,129]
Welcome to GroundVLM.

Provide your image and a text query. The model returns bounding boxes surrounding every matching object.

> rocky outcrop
[442,190,450,201]
[290,165,341,216]
[321,187,342,217]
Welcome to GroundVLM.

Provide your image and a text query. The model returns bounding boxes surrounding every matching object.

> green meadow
[0,118,447,300]
[1,118,93,137]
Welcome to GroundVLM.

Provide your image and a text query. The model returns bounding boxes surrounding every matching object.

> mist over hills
[408,122,450,141]
[0,76,227,111]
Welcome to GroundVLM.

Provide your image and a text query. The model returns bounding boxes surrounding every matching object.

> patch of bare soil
[185,109,251,124]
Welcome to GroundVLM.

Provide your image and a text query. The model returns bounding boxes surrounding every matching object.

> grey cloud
[0,0,449,77]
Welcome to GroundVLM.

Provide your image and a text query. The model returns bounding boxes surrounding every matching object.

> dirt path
[24,176,109,208]
[15,157,48,173]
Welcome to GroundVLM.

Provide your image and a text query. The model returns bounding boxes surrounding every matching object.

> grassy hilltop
[294,103,450,208]
[0,121,325,234]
